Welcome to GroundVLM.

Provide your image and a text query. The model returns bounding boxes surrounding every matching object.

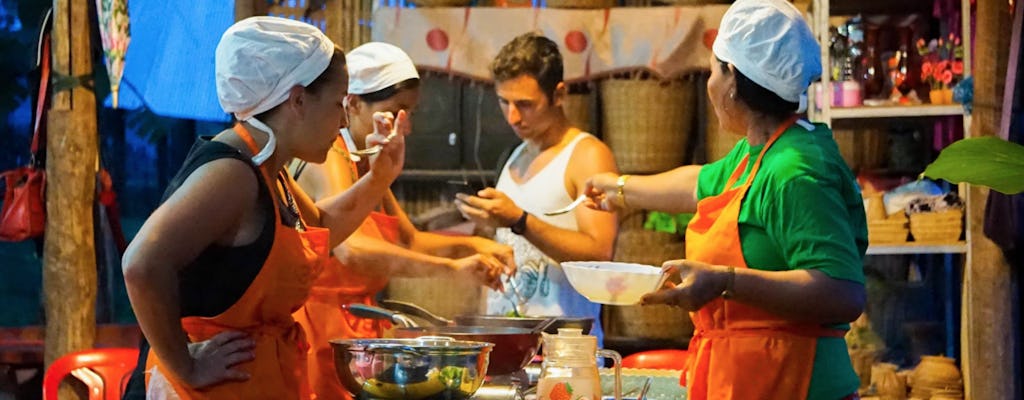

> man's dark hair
[490,32,563,101]
[718,59,798,118]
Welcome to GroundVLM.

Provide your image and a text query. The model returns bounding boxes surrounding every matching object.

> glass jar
[537,329,621,400]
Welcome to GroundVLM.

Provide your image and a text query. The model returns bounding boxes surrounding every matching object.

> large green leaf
[922,137,1024,194]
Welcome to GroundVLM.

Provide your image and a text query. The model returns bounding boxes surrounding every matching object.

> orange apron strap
[233,123,263,156]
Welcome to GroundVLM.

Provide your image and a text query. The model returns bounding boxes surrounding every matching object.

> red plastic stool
[42,348,139,400]
[621,349,689,370]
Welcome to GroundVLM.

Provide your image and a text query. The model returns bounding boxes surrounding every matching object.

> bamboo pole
[960,0,1017,399]
[44,0,98,397]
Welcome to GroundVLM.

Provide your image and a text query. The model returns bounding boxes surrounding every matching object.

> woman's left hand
[454,188,523,229]
[640,259,731,310]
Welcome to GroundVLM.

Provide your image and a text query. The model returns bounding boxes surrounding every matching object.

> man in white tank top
[454,33,619,344]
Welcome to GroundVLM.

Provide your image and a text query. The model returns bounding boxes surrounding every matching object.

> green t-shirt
[696,122,867,400]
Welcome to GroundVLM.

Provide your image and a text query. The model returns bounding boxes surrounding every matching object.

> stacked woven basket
[908,356,963,400]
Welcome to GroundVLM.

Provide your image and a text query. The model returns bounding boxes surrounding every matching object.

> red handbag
[0,33,50,242]
[0,167,47,241]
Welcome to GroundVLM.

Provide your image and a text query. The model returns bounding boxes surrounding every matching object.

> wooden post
[961,0,1018,399]
[43,0,98,397]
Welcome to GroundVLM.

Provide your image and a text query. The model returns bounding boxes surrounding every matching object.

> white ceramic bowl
[561,261,667,305]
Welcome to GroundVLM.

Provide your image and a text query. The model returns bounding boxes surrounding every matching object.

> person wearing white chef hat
[288,41,514,400]
[121,17,409,400]
[583,1,867,399]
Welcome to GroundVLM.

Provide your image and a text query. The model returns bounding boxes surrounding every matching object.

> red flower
[952,61,964,75]
[922,62,934,77]
[936,60,950,74]
[941,70,954,85]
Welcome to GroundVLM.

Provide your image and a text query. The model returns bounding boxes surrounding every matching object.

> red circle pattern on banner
[426,28,450,52]
[565,30,588,54]
[703,28,718,51]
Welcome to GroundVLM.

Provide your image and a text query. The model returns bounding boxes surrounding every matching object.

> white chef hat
[346,42,419,96]
[712,0,821,110]
[215,16,335,121]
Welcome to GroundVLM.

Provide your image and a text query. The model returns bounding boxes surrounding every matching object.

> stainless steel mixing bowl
[330,336,494,400]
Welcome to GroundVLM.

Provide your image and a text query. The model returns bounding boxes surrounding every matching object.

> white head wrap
[346,42,420,95]
[215,16,335,165]
[712,0,821,113]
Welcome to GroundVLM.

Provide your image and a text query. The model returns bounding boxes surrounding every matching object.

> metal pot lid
[330,336,495,352]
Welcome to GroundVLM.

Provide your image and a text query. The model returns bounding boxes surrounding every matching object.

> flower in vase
[941,69,954,86]
[922,62,934,77]
[952,60,964,75]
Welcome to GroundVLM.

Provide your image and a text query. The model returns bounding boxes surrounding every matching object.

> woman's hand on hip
[183,331,256,389]
[640,259,730,310]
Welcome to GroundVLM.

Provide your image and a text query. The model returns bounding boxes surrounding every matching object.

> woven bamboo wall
[236,0,371,50]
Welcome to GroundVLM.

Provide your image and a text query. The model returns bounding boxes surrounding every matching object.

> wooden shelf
[827,104,965,119]
[866,241,967,255]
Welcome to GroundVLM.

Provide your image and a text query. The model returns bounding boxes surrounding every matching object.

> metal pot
[346,304,548,376]
[329,336,492,400]
[380,299,594,334]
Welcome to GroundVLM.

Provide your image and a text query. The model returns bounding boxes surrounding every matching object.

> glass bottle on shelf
[858,25,885,101]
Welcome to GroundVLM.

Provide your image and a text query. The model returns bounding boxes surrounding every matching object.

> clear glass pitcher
[537,328,621,400]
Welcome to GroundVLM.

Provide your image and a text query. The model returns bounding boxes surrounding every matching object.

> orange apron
[145,124,330,399]
[682,116,846,400]
[293,136,400,400]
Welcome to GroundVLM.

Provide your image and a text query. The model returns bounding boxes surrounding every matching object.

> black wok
[379,299,594,334]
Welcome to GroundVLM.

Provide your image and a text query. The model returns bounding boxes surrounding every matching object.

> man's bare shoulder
[571,134,616,165]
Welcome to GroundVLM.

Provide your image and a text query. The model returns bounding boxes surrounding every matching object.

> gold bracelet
[616,174,631,208]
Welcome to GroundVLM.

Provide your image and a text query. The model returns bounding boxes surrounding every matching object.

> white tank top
[486,132,604,344]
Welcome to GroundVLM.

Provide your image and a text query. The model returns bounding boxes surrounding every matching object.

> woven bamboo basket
[832,128,858,171]
[605,304,694,340]
[265,1,327,30]
[563,92,594,133]
[385,276,484,319]
[610,219,688,343]
[704,103,745,163]
[613,228,685,267]
[546,0,617,8]
[910,209,964,243]
[601,78,695,173]
[859,128,888,170]
[410,0,473,6]
[869,217,909,244]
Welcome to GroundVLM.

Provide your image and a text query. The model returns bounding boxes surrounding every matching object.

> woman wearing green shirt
[584,1,867,399]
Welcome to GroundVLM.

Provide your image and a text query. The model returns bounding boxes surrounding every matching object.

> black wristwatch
[510,211,529,235]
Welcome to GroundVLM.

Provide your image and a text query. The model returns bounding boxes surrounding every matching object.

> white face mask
[244,117,277,166]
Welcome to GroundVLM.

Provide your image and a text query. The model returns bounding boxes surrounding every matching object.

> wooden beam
[961,0,1018,399]
[43,0,98,398]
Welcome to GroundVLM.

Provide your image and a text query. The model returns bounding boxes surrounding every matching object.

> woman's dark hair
[490,32,563,101]
[358,78,421,103]
[718,59,798,118]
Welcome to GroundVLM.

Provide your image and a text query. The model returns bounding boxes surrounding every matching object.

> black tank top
[123,137,279,399]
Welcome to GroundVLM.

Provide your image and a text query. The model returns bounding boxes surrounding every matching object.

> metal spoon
[505,275,527,317]
[637,377,653,400]
[347,131,398,162]
[543,195,587,216]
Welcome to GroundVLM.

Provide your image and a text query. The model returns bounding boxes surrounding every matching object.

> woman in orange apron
[583,1,866,399]
[121,17,409,400]
[290,42,513,400]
